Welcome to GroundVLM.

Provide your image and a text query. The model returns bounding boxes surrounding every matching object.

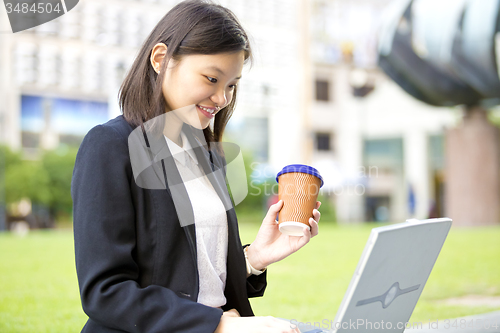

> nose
[211,88,227,108]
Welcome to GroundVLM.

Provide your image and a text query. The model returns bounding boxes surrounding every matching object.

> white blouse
[164,131,228,308]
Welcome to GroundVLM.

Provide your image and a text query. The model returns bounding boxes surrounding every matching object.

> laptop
[283,217,452,333]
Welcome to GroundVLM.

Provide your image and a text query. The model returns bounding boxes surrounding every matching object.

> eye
[206,76,217,83]
[229,84,237,89]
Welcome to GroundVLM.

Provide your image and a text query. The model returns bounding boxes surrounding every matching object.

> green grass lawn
[0,223,499,332]
[0,230,86,333]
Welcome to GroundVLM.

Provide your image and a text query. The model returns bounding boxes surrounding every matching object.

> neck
[163,112,184,147]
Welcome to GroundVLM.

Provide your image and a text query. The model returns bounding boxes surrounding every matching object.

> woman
[72,1,321,332]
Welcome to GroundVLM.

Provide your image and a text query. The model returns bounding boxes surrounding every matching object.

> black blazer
[72,115,267,333]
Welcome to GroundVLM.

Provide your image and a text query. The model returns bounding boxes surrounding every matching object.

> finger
[309,217,319,237]
[288,321,301,332]
[271,317,300,333]
[296,226,311,247]
[316,201,321,209]
[263,200,284,225]
[224,308,240,317]
[222,312,239,318]
[313,208,321,223]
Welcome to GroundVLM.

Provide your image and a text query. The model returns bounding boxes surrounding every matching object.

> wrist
[246,244,266,271]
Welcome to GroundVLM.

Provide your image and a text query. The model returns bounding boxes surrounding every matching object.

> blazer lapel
[138,127,199,282]
[128,126,168,190]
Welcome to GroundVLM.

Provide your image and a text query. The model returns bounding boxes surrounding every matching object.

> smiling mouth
[197,105,218,114]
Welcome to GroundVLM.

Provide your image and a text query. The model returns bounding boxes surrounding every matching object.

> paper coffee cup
[275,164,324,236]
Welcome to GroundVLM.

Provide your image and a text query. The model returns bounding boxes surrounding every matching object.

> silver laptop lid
[332,218,452,332]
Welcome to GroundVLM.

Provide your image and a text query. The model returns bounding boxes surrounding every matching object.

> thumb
[263,200,283,224]
[223,309,240,318]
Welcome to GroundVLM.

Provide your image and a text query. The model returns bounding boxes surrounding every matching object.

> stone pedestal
[445,107,500,226]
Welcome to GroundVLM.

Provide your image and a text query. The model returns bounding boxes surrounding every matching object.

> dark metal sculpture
[378,0,500,107]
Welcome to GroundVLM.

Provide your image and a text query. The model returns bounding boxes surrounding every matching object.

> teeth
[199,105,214,114]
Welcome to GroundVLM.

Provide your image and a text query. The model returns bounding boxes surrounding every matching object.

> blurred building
[308,0,458,223]
[221,0,310,168]
[0,0,174,152]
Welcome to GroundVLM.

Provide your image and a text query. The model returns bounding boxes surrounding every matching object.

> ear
[150,43,168,74]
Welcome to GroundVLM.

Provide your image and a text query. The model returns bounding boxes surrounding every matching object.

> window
[15,43,37,85]
[363,138,403,169]
[315,79,330,101]
[315,132,331,151]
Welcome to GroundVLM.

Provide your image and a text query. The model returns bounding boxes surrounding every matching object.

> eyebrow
[206,66,242,80]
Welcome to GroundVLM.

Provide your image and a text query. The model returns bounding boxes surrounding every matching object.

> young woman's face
[161,51,245,130]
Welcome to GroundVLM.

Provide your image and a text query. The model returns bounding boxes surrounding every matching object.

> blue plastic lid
[276,164,324,188]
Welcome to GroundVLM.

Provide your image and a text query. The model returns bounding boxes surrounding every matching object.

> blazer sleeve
[243,244,268,298]
[72,125,222,333]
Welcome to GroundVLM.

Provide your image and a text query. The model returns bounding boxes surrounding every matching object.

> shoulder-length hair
[119,0,252,148]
